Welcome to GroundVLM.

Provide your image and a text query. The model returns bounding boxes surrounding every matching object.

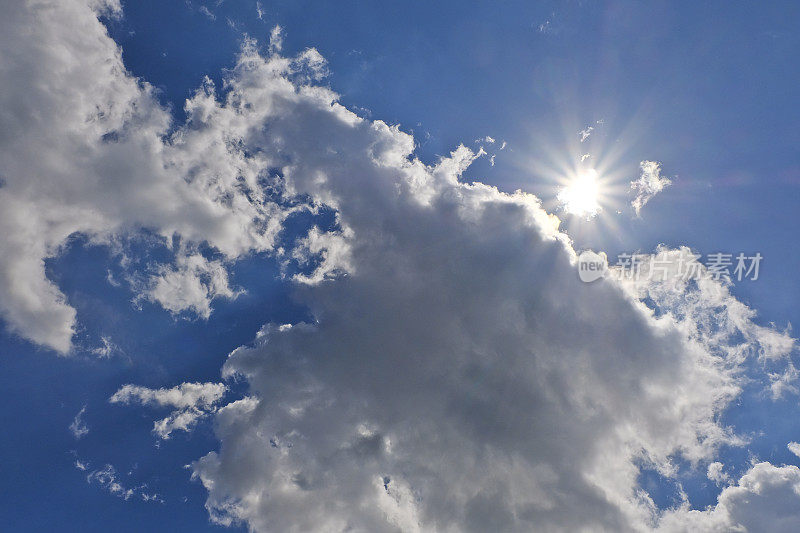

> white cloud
[91,336,120,358]
[659,462,800,532]
[707,461,730,486]
[110,382,226,409]
[84,463,163,503]
[111,382,226,439]
[151,407,207,439]
[269,24,283,54]
[198,5,216,21]
[770,362,799,399]
[69,406,89,439]
[0,1,296,353]
[290,224,354,284]
[618,246,794,365]
[150,38,794,531]
[145,253,241,318]
[292,47,329,81]
[788,442,800,459]
[6,2,800,530]
[631,160,672,216]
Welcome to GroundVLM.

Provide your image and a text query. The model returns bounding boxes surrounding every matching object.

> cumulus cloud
[0,1,295,353]
[153,38,793,531]
[659,462,800,532]
[631,160,672,216]
[110,382,226,439]
[7,2,800,531]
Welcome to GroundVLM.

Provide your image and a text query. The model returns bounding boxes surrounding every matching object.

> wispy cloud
[110,382,226,439]
[82,463,163,503]
[69,406,89,440]
[198,5,216,21]
[630,160,672,216]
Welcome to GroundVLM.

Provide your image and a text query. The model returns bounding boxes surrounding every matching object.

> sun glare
[557,168,602,218]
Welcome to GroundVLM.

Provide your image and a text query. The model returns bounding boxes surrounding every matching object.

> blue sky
[2,1,800,531]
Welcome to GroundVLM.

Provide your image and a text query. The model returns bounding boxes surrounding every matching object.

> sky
[1,0,800,531]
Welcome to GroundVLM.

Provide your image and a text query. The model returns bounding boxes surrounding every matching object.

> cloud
[269,24,283,54]
[83,463,163,503]
[198,5,216,21]
[150,408,208,440]
[110,382,226,409]
[707,462,730,487]
[631,160,672,216]
[110,382,226,439]
[69,406,89,440]
[145,253,241,318]
[7,2,800,530]
[0,1,296,353]
[659,462,800,532]
[788,442,800,459]
[90,336,120,358]
[144,38,793,531]
[770,362,800,399]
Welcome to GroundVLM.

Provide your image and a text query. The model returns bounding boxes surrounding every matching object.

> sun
[557,168,602,218]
